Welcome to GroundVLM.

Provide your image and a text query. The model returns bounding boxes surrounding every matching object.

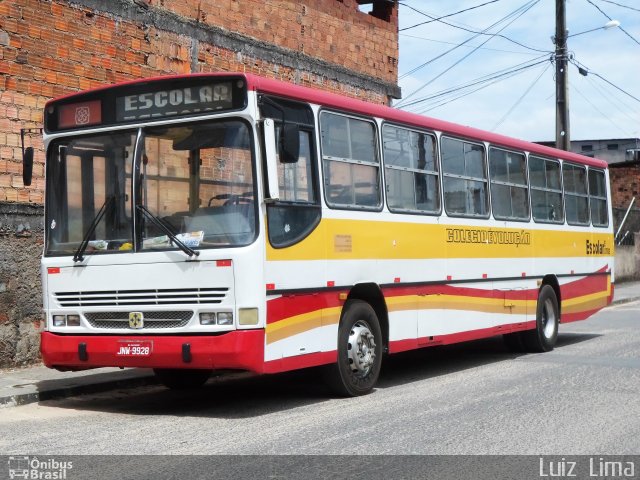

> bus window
[320,112,381,209]
[489,147,529,221]
[563,163,590,226]
[140,120,256,248]
[259,95,320,248]
[589,169,609,227]
[383,125,440,214]
[529,156,564,224]
[441,136,488,217]
[45,132,135,256]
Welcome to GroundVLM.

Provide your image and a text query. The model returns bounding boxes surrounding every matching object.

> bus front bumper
[40,331,265,373]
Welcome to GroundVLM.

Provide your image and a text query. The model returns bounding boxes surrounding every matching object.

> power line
[400,55,550,110]
[585,0,640,46]
[400,0,502,32]
[570,80,633,135]
[491,62,551,131]
[400,33,543,56]
[570,58,640,103]
[397,0,542,106]
[584,73,639,124]
[596,0,640,14]
[399,1,550,54]
[412,61,548,114]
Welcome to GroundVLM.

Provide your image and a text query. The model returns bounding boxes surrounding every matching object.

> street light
[567,19,621,38]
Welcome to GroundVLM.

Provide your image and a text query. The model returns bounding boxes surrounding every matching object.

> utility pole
[555,0,570,151]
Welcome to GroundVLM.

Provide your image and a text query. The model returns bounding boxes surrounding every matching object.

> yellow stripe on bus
[266,218,614,261]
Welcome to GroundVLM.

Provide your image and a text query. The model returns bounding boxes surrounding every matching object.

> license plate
[116,340,153,356]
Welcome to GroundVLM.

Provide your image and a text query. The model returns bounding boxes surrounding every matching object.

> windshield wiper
[136,205,200,259]
[73,196,115,262]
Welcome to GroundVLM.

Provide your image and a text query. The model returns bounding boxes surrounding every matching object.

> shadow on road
[38,332,601,418]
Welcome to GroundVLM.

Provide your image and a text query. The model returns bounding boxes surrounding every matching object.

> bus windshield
[45,119,256,257]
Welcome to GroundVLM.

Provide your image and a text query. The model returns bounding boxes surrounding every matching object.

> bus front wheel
[523,285,559,352]
[323,300,383,397]
[153,368,212,390]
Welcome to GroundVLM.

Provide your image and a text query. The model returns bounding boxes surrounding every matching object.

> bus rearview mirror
[23,147,34,186]
[280,124,300,164]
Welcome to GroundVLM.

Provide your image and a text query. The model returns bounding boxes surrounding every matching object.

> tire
[522,284,559,352]
[502,331,526,352]
[153,368,212,390]
[323,300,383,397]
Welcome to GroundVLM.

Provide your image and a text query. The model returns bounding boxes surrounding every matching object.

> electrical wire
[585,0,640,46]
[412,62,546,114]
[570,80,633,135]
[399,1,550,54]
[397,0,542,106]
[584,73,639,125]
[570,58,640,103]
[490,62,551,131]
[400,0,502,32]
[400,33,543,56]
[399,55,550,110]
[596,0,640,14]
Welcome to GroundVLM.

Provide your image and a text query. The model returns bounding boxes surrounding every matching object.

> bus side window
[441,136,488,217]
[563,162,590,226]
[529,155,564,224]
[383,124,440,214]
[589,169,609,227]
[489,147,529,221]
[320,111,381,209]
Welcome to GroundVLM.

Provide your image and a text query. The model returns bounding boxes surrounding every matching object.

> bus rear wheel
[153,368,212,390]
[323,300,383,397]
[522,285,559,352]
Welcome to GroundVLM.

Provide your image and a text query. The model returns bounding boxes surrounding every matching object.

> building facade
[0,0,400,367]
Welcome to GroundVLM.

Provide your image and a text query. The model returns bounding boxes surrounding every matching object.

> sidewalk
[1,280,639,408]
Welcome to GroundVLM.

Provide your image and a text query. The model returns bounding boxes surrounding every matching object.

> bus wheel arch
[346,283,389,354]
[322,283,387,396]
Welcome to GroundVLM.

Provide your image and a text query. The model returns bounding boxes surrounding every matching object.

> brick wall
[0,0,400,367]
[610,165,640,210]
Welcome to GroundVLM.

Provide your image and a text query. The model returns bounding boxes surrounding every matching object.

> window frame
[528,154,565,225]
[319,109,383,212]
[440,135,490,219]
[488,146,530,222]
[588,167,609,228]
[562,161,590,226]
[381,122,442,216]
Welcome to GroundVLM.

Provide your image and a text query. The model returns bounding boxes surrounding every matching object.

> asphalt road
[1,302,639,461]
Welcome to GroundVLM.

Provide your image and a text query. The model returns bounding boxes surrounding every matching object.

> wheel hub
[347,320,377,377]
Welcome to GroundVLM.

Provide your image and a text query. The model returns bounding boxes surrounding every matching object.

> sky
[392,0,640,143]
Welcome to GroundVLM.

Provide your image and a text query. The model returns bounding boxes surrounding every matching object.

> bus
[26,72,614,396]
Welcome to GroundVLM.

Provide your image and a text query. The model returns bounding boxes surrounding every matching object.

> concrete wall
[0,203,43,367]
[0,0,400,366]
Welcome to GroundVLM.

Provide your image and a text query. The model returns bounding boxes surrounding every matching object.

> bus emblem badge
[129,312,144,329]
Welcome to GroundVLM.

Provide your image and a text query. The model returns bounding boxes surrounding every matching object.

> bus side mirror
[23,147,34,186]
[280,123,300,164]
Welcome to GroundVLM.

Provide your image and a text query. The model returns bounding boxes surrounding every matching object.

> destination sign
[115,82,233,122]
[45,76,247,132]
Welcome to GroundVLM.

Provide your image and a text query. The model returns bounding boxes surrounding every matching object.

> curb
[0,371,158,408]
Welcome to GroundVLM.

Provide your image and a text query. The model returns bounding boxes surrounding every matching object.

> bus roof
[46,72,608,169]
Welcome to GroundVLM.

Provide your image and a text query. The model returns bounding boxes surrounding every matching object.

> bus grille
[54,288,229,307]
[84,311,193,329]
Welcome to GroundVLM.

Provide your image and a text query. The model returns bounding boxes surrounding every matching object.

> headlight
[199,312,217,325]
[216,312,233,326]
[52,315,66,327]
[66,315,81,326]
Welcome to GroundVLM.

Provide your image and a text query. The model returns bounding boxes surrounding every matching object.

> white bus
[27,73,614,396]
